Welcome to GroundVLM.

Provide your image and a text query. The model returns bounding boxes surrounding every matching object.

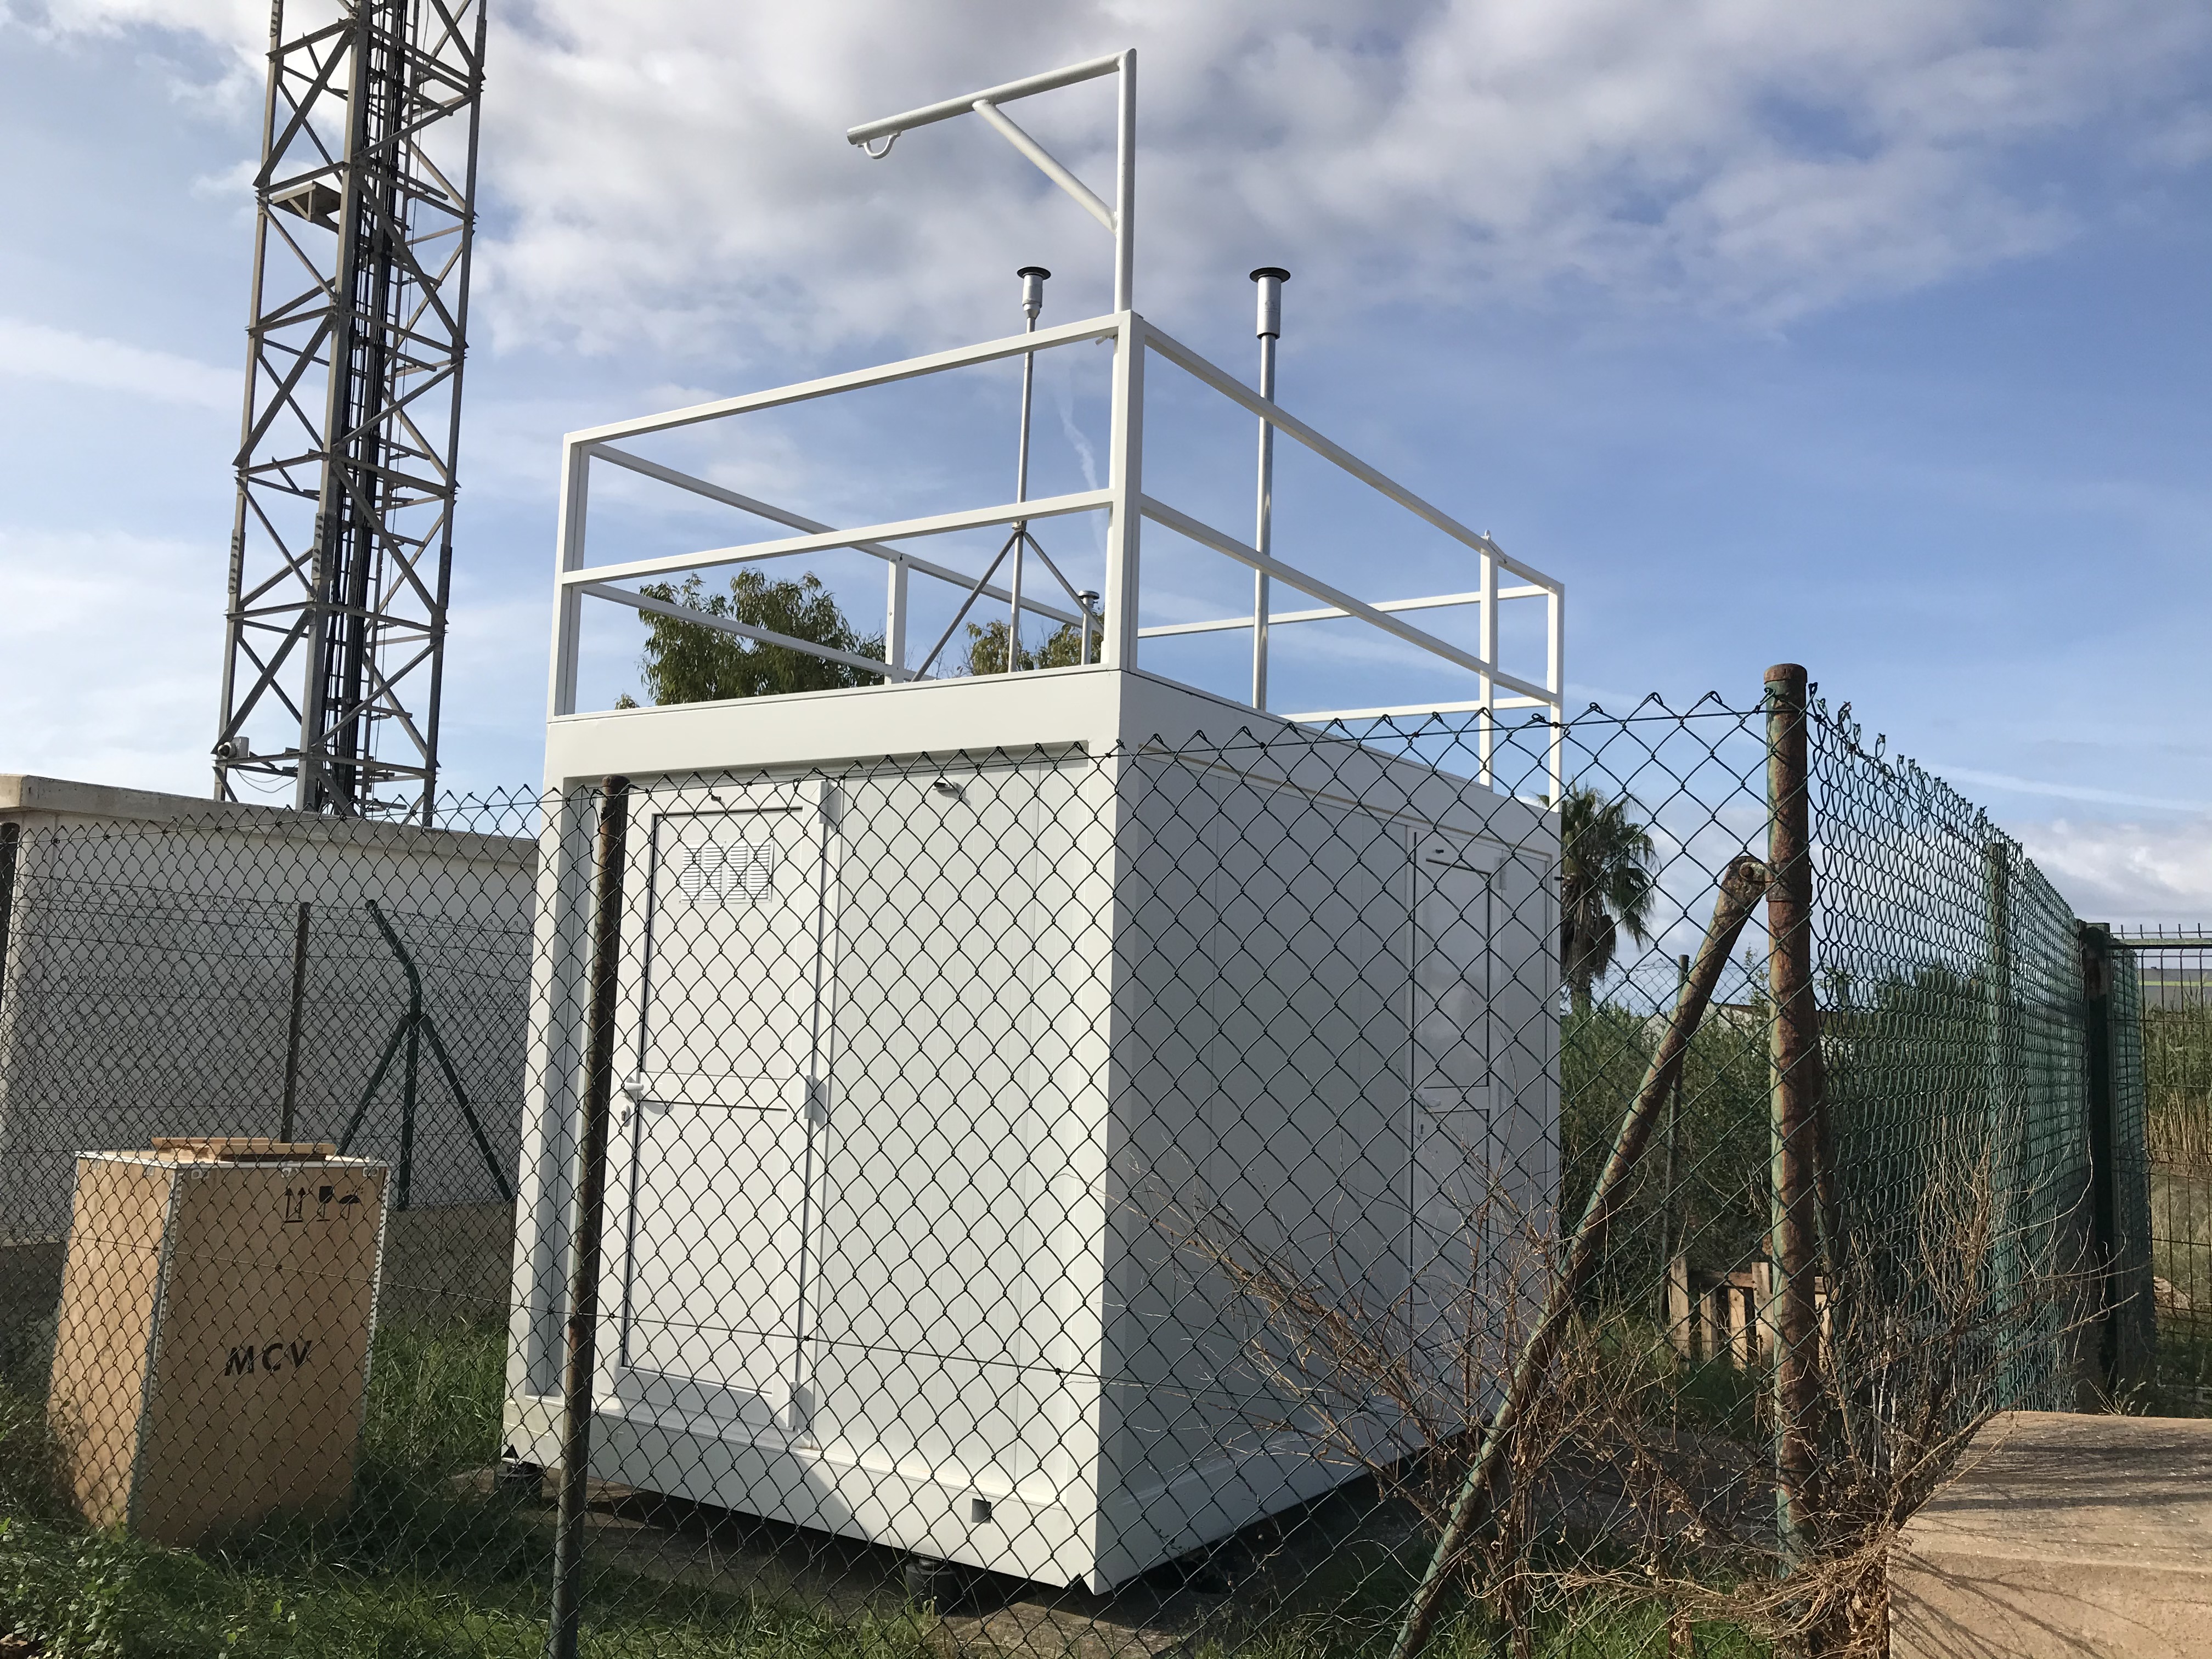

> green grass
[0,1311,1779,1658]
[357,1315,509,1485]
[0,1316,944,1658]
[0,1510,948,1658]
[1187,1534,1772,1659]
[2145,1002,2212,1169]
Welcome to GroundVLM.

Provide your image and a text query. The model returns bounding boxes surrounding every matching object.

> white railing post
[885,556,909,676]
[1548,588,1566,804]
[548,439,589,718]
[1479,546,1498,787]
[1114,51,1136,315]
[1101,313,1146,669]
[1249,267,1287,712]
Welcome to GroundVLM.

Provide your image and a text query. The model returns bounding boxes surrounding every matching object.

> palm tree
[1560,785,1657,1018]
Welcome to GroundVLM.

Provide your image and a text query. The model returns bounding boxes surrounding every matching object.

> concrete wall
[0,776,535,1242]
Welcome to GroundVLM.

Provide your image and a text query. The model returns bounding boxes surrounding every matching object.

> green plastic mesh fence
[2118,928,2212,1411]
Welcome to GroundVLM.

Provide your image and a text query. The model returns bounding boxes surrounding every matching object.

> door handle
[789,1075,828,1123]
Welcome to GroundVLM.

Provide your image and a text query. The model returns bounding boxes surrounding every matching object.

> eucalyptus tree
[622,571,883,706]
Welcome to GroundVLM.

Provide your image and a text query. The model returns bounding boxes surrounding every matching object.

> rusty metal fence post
[1765,664,1823,1563]
[546,775,631,1659]
[278,899,311,1142]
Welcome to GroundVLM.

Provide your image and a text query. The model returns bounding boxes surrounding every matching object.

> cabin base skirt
[503,1390,1364,1592]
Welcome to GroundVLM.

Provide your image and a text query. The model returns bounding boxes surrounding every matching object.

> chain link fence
[0,675,2152,1657]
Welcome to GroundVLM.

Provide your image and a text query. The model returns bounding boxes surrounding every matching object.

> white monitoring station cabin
[505,53,1565,1593]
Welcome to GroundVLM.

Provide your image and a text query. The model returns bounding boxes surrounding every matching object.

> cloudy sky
[2,0,2208,921]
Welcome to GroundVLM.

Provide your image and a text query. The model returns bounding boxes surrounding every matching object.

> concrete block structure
[0,776,534,1240]
[1891,1410,2212,1659]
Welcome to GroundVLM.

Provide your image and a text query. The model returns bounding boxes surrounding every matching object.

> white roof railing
[545,54,1564,797]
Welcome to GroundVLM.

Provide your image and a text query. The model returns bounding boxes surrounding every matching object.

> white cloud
[15,0,2210,810]
[2017,817,2212,927]
[189,154,257,201]
[1928,764,2212,815]
[22,0,261,42]
[471,0,2211,353]
[0,526,225,794]
[29,1,2208,353]
[0,317,236,409]
[7,0,266,105]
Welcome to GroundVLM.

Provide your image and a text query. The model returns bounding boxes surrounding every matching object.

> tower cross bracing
[213,0,487,819]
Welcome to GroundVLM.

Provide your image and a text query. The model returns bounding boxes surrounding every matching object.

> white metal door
[610,781,833,1435]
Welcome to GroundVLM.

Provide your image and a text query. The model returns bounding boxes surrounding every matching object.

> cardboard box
[47,1139,388,1544]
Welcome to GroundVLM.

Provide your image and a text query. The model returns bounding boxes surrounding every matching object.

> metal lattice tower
[213,0,487,820]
